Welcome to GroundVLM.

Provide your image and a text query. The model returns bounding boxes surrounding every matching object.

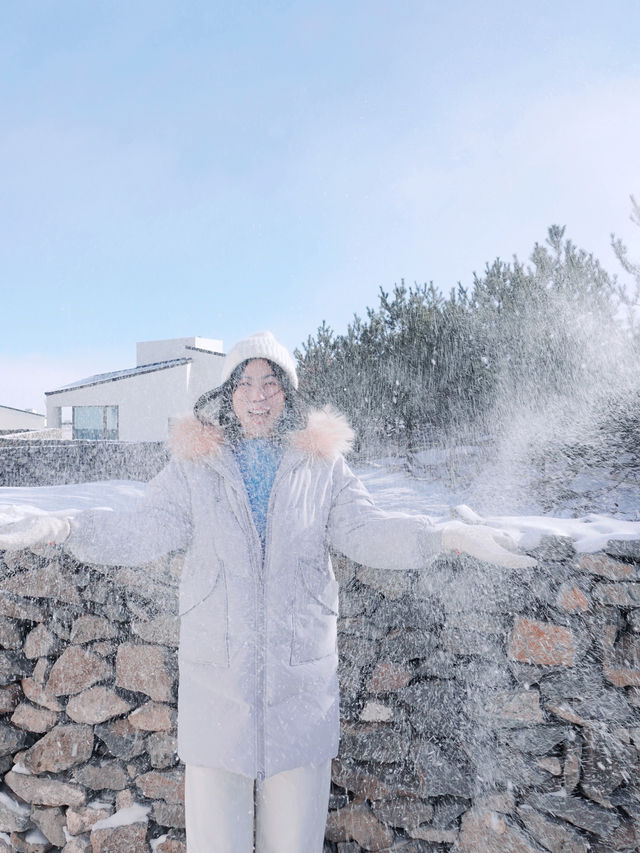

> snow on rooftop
[45,358,191,396]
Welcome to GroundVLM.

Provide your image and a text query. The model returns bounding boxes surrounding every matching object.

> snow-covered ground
[1,463,639,554]
[356,461,640,553]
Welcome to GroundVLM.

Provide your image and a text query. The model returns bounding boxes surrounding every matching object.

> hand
[442,521,536,569]
[0,515,71,551]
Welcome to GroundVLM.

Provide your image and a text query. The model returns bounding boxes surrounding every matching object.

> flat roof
[185,345,225,356]
[0,404,45,416]
[45,357,191,396]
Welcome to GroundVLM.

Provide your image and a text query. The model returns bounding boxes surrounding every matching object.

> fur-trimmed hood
[168,405,354,463]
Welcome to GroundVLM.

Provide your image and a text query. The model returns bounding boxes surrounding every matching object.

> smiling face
[231,358,286,438]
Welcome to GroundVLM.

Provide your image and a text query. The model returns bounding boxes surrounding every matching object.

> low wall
[0,442,168,487]
[0,537,639,852]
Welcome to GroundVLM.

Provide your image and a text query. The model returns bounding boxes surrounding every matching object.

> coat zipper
[210,449,299,782]
[256,454,297,781]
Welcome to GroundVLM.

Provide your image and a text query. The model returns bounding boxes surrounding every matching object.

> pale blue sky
[2,1,639,411]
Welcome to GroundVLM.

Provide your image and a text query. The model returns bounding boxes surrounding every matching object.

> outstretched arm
[327,457,535,570]
[0,461,192,566]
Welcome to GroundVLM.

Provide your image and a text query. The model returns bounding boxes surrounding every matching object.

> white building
[45,337,225,442]
[0,405,46,434]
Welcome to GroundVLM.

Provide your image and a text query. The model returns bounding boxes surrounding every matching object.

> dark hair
[193,359,306,442]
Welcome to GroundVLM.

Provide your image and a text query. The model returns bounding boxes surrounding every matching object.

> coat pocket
[290,558,339,666]
[178,563,229,667]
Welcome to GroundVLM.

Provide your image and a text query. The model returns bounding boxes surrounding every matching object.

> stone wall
[0,442,168,487]
[0,536,639,852]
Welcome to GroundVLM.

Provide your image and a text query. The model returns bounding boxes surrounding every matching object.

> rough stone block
[431,796,470,828]
[366,661,412,693]
[135,769,184,804]
[478,689,544,725]
[30,805,66,847]
[62,837,92,853]
[440,626,504,658]
[509,617,576,666]
[380,628,439,663]
[128,701,175,732]
[0,593,44,622]
[20,677,63,712]
[31,658,49,686]
[0,683,22,713]
[341,724,410,764]
[10,702,58,733]
[0,616,22,650]
[517,803,589,852]
[414,741,474,798]
[581,728,639,807]
[0,722,29,756]
[95,718,147,760]
[131,615,179,647]
[146,733,178,769]
[66,686,132,725]
[153,838,186,853]
[399,680,466,738]
[409,825,458,843]
[604,539,640,561]
[578,552,636,580]
[332,757,424,800]
[528,535,576,562]
[595,582,640,607]
[497,725,568,756]
[0,787,31,832]
[357,566,413,600]
[90,821,149,853]
[152,801,185,829]
[115,567,176,610]
[526,792,620,839]
[536,756,562,775]
[556,584,590,612]
[457,806,544,852]
[21,723,94,773]
[70,615,119,644]
[116,643,173,701]
[5,770,86,807]
[603,630,640,687]
[0,650,30,685]
[74,761,129,791]
[325,802,395,851]
[370,596,440,631]
[370,796,433,830]
[23,625,56,660]
[2,562,81,605]
[66,804,113,835]
[8,828,50,853]
[46,646,113,696]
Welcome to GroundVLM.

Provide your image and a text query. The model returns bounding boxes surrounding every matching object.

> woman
[0,331,534,853]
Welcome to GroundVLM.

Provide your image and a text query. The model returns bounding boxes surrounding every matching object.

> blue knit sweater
[233,439,284,548]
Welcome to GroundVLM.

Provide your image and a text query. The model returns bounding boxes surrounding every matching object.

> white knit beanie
[220,331,299,389]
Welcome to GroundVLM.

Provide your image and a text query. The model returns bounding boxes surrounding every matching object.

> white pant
[184,760,332,853]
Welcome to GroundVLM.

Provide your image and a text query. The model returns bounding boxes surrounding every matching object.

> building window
[72,406,119,440]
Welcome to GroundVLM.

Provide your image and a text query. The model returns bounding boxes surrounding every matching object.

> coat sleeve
[326,456,443,570]
[65,460,192,566]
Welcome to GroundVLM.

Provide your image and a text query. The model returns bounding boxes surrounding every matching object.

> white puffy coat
[66,408,443,778]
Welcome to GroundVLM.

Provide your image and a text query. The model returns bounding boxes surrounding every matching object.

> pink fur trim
[169,407,354,462]
[167,417,224,460]
[289,406,355,461]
